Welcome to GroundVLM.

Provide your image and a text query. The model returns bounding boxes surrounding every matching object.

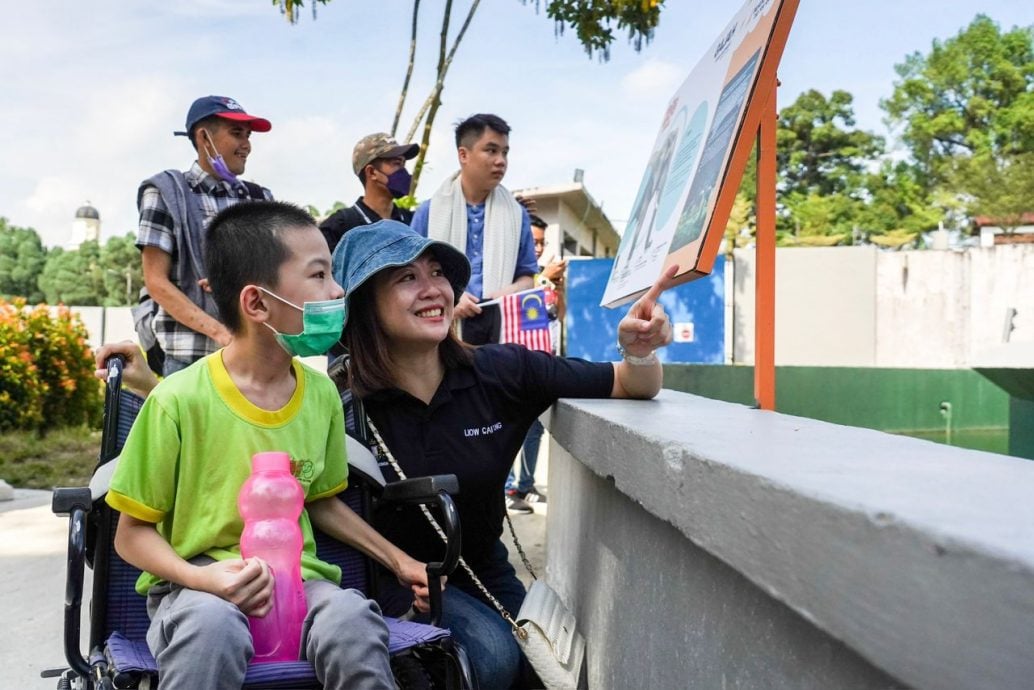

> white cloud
[251,114,357,211]
[621,60,684,99]
[15,76,192,246]
[23,177,86,247]
[73,77,187,160]
[166,0,269,18]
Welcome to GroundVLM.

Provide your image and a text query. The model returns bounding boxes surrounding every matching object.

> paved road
[0,489,91,689]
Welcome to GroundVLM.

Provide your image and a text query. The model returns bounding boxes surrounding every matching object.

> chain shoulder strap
[504,512,538,580]
[365,419,529,639]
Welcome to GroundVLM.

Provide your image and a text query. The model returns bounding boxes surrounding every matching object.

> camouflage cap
[352,133,420,176]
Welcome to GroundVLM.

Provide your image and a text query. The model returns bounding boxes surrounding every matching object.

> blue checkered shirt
[136,162,273,362]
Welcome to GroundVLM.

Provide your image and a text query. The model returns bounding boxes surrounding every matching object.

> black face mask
[384,167,412,199]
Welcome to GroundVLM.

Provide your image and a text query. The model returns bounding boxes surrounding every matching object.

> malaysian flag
[499,288,553,352]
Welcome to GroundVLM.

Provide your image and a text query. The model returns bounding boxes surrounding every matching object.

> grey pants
[146,577,393,689]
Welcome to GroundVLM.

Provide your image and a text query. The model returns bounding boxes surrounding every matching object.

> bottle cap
[252,451,291,474]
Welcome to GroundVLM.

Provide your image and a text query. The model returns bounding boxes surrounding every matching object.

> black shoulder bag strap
[243,181,267,201]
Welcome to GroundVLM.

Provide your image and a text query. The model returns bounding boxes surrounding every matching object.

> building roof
[75,203,100,220]
[511,182,619,245]
[972,212,1034,229]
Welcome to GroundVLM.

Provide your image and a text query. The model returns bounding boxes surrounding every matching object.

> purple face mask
[385,167,412,199]
[201,130,241,186]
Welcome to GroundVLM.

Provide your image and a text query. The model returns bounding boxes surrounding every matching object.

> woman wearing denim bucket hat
[332,219,675,689]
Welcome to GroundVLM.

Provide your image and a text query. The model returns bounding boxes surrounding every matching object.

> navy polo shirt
[365,344,613,566]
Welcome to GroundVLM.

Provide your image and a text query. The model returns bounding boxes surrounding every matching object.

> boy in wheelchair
[105,201,431,689]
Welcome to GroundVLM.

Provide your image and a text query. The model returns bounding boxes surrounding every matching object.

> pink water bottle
[238,451,307,663]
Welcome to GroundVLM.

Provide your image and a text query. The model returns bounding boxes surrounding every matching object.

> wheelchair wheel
[391,652,432,689]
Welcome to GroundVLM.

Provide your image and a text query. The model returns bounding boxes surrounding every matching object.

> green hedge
[0,298,102,433]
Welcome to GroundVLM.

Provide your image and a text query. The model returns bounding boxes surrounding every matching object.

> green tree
[0,219,48,303]
[38,241,105,306]
[98,234,145,306]
[404,0,483,194]
[732,89,888,245]
[777,89,884,197]
[882,14,1034,187]
[953,151,1034,233]
[529,0,664,60]
[780,191,859,245]
[857,162,942,237]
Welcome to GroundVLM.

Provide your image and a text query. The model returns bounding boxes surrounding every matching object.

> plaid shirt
[137,162,273,362]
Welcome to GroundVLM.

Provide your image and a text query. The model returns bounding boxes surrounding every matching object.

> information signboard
[602,0,798,307]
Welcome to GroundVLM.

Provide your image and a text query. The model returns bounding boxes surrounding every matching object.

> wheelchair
[43,356,477,689]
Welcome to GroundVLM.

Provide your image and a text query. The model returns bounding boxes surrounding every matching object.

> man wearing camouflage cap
[319,132,420,253]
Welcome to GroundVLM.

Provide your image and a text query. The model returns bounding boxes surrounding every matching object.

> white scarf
[427,171,522,297]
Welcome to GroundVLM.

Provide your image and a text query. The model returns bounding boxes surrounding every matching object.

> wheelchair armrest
[380,474,461,627]
[52,487,92,516]
[52,487,94,678]
[380,475,459,504]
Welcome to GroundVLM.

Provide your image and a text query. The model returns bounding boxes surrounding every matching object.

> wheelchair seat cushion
[105,617,450,682]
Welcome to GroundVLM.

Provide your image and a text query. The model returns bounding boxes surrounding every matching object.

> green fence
[663,365,1010,454]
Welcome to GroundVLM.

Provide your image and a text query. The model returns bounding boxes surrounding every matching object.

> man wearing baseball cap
[318,132,419,254]
[134,95,274,377]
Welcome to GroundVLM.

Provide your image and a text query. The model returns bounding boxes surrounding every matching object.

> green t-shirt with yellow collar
[107,351,348,595]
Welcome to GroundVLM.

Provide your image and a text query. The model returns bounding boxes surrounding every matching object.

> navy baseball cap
[331,220,470,330]
[173,95,271,137]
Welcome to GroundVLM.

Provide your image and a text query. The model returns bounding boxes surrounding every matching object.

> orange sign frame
[663,0,799,283]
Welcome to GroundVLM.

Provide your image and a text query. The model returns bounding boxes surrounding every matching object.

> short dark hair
[343,275,473,398]
[357,158,384,186]
[189,115,226,152]
[205,201,317,333]
[455,113,510,149]
[529,214,547,231]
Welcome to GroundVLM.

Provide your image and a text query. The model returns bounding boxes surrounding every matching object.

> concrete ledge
[546,389,1034,689]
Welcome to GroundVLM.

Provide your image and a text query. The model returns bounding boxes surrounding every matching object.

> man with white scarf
[411,113,538,344]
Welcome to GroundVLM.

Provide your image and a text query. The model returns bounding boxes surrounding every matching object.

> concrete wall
[68,306,136,350]
[544,391,1034,689]
[733,247,878,366]
[556,199,595,257]
[731,244,1034,367]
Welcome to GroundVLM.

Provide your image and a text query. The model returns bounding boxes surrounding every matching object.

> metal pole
[754,85,778,410]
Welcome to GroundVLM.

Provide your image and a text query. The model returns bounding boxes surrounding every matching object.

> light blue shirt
[411,200,538,299]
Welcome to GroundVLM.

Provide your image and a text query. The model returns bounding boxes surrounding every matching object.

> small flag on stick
[499,288,553,352]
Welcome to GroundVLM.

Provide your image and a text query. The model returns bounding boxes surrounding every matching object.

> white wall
[65,306,327,372]
[733,244,1034,367]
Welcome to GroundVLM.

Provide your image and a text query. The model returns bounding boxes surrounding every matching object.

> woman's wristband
[617,343,658,366]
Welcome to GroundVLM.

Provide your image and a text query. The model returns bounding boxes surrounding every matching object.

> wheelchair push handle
[99,355,125,466]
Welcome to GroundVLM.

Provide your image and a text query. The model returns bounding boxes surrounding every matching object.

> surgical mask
[201,129,241,186]
[258,287,345,357]
[384,167,412,199]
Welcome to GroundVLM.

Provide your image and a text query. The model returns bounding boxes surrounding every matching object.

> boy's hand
[196,558,274,617]
[396,555,440,614]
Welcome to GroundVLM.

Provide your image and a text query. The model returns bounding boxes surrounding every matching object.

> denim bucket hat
[331,220,471,329]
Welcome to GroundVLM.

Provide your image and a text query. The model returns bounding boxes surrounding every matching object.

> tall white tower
[68,202,101,249]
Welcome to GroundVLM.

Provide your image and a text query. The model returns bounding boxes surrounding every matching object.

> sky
[1,0,1031,248]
